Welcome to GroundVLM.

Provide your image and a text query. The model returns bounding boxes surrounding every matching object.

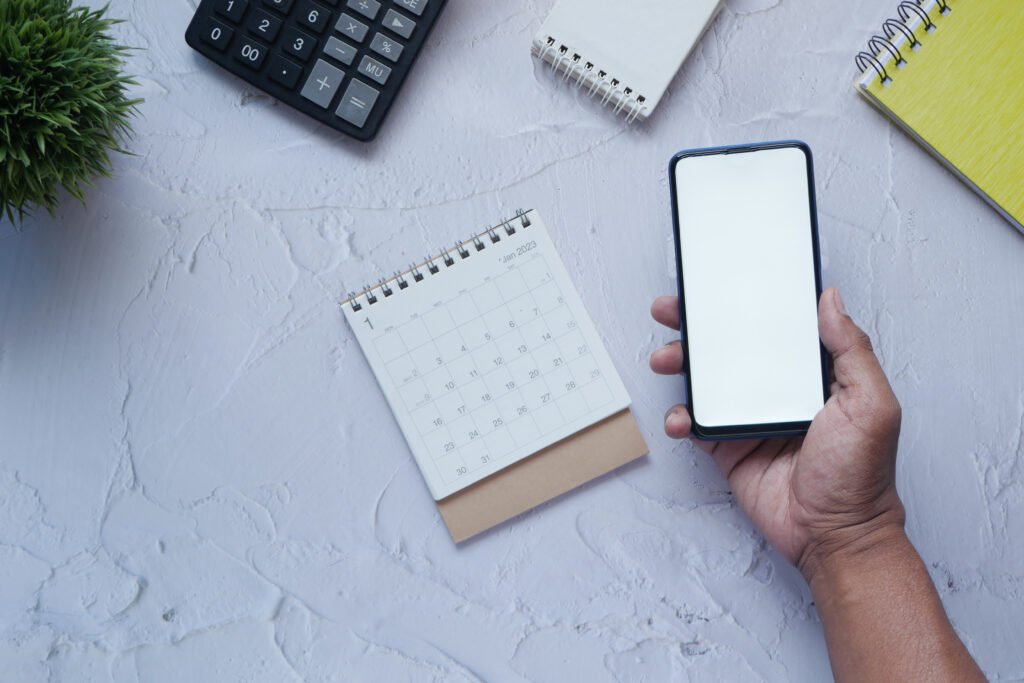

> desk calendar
[343,210,646,539]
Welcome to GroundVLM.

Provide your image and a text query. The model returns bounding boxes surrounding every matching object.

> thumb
[818,288,890,394]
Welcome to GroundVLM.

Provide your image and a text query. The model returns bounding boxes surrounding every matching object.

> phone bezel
[668,140,830,440]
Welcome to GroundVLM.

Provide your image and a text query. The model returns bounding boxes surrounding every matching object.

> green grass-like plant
[0,0,140,224]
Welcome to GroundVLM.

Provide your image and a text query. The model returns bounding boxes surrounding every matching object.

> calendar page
[343,210,631,500]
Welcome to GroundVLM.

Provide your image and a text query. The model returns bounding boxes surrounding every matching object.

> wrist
[798,506,909,589]
[804,522,916,615]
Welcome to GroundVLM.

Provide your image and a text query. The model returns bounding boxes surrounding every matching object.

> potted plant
[1,0,140,224]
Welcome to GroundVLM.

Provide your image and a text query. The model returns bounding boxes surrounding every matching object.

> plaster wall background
[1,0,1022,680]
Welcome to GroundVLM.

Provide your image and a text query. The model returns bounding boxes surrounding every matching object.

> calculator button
[335,78,379,128]
[269,54,303,88]
[233,37,268,68]
[297,1,331,33]
[335,13,368,42]
[262,0,294,13]
[200,18,234,51]
[324,36,358,65]
[282,26,317,61]
[369,33,403,62]
[300,58,345,108]
[346,0,380,20]
[215,0,248,22]
[382,9,415,39]
[395,0,427,17]
[348,0,380,19]
[247,9,282,40]
[357,55,391,84]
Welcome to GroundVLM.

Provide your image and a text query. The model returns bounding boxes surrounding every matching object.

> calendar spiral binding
[532,36,648,124]
[854,0,952,86]
[343,209,534,312]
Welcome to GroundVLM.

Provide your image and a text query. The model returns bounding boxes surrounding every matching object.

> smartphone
[669,141,829,440]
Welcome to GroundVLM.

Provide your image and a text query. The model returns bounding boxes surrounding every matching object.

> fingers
[652,297,690,439]
[650,340,684,375]
[650,296,681,330]
[664,405,692,439]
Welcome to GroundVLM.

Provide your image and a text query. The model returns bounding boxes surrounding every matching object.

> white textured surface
[1,0,1023,680]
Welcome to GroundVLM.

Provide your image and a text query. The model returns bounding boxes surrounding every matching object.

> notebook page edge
[855,85,1024,235]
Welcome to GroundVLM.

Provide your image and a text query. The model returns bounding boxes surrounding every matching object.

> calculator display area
[672,144,826,433]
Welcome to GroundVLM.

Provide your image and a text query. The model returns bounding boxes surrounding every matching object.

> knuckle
[873,394,902,433]
[853,329,875,353]
[849,388,901,435]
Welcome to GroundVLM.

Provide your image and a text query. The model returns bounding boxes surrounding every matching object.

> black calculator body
[186,0,447,141]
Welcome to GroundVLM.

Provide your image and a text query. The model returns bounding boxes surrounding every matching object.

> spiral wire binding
[344,209,534,312]
[854,0,953,86]
[535,36,648,123]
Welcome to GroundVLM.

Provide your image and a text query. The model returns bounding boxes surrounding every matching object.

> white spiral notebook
[343,210,647,542]
[531,0,723,122]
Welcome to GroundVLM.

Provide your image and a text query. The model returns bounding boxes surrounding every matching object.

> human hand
[650,288,906,580]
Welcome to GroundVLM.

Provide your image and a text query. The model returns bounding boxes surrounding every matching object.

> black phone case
[668,140,831,441]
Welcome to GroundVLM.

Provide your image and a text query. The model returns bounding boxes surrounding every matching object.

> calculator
[185,0,447,141]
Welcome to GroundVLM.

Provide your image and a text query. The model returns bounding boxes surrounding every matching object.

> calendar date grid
[370,254,615,482]
[378,254,570,401]
[393,306,610,466]
[420,366,613,483]
[426,372,614,472]
[410,323,607,438]
[383,279,595,420]
[388,300,584,403]
[384,299,571,379]
[377,257,563,365]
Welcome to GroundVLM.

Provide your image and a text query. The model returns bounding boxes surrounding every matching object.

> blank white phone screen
[675,146,825,429]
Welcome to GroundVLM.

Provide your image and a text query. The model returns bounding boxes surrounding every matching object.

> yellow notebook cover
[854,0,1024,233]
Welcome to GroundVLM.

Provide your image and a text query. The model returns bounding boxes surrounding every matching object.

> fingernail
[665,407,686,431]
[834,289,846,315]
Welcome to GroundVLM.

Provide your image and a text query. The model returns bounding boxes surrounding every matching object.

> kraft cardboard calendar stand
[438,409,647,542]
